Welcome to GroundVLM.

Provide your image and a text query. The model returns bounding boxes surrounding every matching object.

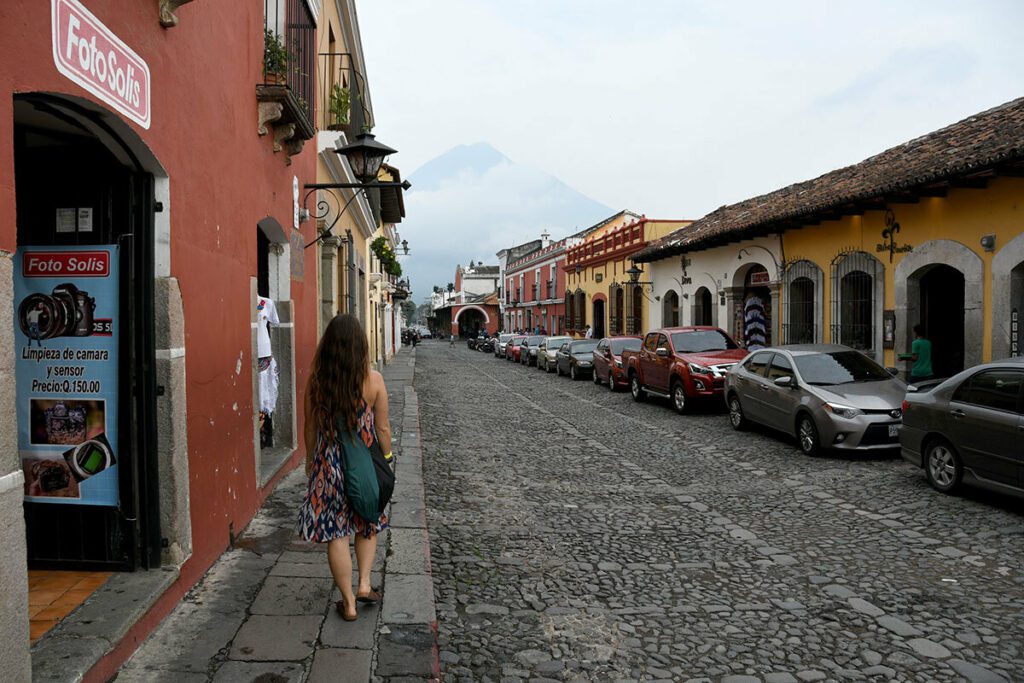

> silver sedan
[536,336,571,372]
[725,344,906,456]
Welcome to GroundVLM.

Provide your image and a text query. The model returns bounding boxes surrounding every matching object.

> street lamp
[401,239,409,255]
[626,262,652,286]
[334,130,397,184]
[303,131,411,249]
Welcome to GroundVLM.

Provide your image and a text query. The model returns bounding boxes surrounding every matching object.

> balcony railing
[318,52,370,136]
[258,0,316,153]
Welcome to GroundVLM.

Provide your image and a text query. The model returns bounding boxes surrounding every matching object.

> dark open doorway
[456,308,486,337]
[13,95,160,571]
[592,299,605,338]
[919,264,965,378]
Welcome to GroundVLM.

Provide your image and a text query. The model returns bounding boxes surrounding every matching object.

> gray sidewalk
[116,346,438,682]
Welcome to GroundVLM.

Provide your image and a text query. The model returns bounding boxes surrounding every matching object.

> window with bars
[830,251,880,353]
[564,292,574,330]
[783,259,822,344]
[574,290,586,330]
[609,283,623,335]
[626,286,643,335]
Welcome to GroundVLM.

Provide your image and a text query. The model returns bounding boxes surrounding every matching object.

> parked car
[519,336,546,366]
[901,357,1023,497]
[495,333,514,358]
[537,336,572,372]
[593,336,643,390]
[555,339,600,380]
[725,344,906,456]
[507,336,527,363]
[622,327,747,413]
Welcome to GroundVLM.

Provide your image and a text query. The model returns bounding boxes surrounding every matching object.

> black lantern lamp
[626,261,653,286]
[334,131,397,184]
[401,239,409,255]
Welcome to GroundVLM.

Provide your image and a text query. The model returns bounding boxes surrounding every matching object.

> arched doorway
[896,240,983,371]
[917,265,966,377]
[13,94,166,570]
[455,307,487,337]
[742,265,771,349]
[693,287,713,326]
[662,291,679,327]
[592,299,606,338]
[992,232,1024,359]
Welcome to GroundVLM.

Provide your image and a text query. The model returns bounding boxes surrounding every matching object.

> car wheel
[608,371,618,392]
[570,365,578,381]
[630,375,646,402]
[671,380,688,415]
[797,414,821,456]
[728,394,747,431]
[925,439,963,494]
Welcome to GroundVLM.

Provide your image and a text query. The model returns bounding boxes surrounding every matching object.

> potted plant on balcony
[327,84,350,130]
[263,29,288,84]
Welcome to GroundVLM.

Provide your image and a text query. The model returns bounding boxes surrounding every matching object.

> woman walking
[298,314,392,621]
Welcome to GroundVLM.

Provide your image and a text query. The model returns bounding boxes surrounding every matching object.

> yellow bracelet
[384,451,394,461]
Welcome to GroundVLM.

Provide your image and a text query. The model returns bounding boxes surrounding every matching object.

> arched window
[831,251,881,353]
[783,259,822,344]
[609,283,623,335]
[662,291,679,327]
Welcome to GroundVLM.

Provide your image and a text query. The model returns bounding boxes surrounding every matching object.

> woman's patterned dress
[298,399,389,541]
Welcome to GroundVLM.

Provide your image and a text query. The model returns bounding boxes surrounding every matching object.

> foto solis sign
[51,0,152,129]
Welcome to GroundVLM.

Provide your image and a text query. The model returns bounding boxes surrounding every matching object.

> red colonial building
[504,232,569,334]
[0,0,375,679]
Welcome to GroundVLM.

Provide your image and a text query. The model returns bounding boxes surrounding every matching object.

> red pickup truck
[621,326,748,413]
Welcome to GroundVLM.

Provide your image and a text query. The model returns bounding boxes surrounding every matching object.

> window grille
[564,291,574,331]
[783,259,822,344]
[830,251,880,352]
[609,283,623,335]
[626,286,643,335]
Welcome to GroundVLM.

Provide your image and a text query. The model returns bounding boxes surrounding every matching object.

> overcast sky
[357,1,1023,290]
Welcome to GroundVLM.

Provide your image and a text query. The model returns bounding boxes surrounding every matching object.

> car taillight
[901,400,909,414]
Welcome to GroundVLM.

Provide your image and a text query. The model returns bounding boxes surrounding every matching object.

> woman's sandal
[356,588,382,604]
[336,598,358,621]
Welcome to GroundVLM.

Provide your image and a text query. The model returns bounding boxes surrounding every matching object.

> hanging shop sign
[749,270,771,285]
[883,309,896,349]
[15,246,120,506]
[51,0,152,129]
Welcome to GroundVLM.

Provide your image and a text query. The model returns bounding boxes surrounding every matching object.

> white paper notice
[56,208,76,233]
[78,208,93,232]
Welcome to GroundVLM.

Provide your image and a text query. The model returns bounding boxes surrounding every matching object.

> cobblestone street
[417,342,1024,683]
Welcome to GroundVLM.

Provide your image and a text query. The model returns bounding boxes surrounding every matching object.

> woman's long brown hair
[309,314,369,436]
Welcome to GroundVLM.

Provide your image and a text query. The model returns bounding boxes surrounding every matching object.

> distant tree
[400,300,417,324]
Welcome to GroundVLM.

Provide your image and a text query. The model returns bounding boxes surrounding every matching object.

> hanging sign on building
[14,246,120,506]
[51,0,152,129]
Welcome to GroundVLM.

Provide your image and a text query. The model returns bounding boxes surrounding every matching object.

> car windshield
[499,334,513,341]
[610,338,642,355]
[794,351,891,385]
[546,337,570,348]
[527,336,544,345]
[513,337,525,344]
[670,330,737,353]
[571,341,599,354]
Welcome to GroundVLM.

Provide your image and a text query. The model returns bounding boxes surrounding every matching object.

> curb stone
[376,347,440,681]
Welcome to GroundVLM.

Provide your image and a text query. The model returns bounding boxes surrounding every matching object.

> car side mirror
[773,376,794,388]
[885,367,899,377]
[656,348,670,357]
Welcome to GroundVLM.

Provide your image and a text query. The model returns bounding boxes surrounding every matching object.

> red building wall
[506,243,567,334]
[0,1,318,672]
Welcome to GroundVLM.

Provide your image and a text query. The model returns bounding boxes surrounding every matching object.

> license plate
[888,424,900,438]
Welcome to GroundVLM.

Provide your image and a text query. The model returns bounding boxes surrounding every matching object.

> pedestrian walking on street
[298,314,392,622]
[908,324,934,383]
[449,333,456,347]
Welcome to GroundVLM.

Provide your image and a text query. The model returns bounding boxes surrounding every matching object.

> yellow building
[638,97,1024,376]
[564,212,691,338]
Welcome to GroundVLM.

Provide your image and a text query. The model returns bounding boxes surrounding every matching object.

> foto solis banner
[14,246,119,506]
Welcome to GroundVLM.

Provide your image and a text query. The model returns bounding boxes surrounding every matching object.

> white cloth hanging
[255,296,280,359]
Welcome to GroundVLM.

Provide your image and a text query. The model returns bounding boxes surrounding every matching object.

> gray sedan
[725,344,906,456]
[901,357,1024,498]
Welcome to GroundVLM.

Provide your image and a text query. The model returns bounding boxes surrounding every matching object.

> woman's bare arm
[371,370,393,456]
[303,377,317,474]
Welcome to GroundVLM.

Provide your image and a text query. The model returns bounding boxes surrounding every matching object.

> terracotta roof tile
[636,97,1024,261]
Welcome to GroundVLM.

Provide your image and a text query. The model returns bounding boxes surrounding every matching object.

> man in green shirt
[909,324,933,383]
